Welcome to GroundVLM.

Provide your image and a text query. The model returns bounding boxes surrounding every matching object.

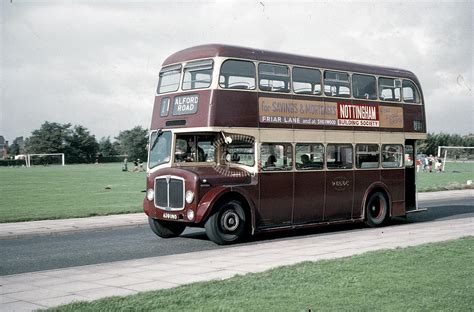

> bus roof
[162,44,419,82]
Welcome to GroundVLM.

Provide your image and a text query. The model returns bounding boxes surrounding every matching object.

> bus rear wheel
[148,217,186,238]
[365,192,389,227]
[205,200,247,245]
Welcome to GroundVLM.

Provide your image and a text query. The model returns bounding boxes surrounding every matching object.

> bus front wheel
[365,192,389,227]
[148,217,186,238]
[205,200,247,245]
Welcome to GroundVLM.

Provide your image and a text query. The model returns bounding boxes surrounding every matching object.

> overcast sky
[1,0,472,142]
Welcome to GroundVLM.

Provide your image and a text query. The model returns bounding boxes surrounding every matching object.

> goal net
[26,153,65,167]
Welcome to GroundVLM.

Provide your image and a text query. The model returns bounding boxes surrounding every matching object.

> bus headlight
[187,209,195,221]
[146,188,154,201]
[185,190,194,204]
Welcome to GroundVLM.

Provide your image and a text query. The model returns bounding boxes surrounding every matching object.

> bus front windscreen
[149,131,172,168]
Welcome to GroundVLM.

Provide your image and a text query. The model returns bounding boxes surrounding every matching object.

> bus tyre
[205,200,247,245]
[148,217,186,238]
[365,192,389,227]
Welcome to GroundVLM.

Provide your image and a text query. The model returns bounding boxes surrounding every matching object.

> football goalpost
[26,153,65,167]
[437,146,474,172]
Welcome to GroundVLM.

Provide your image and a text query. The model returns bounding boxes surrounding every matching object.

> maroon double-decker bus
[143,44,427,245]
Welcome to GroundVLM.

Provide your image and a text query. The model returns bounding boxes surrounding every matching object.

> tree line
[5,122,473,164]
[418,133,474,157]
[8,121,148,164]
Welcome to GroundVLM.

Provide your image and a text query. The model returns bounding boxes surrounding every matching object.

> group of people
[416,155,443,173]
[122,157,144,172]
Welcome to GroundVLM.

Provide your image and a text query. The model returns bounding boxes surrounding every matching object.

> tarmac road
[1,197,472,276]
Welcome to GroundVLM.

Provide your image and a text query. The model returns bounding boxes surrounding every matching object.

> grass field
[0,163,146,223]
[0,162,472,223]
[416,161,474,192]
[47,237,474,312]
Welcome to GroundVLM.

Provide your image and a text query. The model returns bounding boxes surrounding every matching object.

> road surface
[1,197,472,275]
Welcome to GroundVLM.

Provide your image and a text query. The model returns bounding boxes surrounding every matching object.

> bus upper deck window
[182,59,214,91]
[378,77,401,102]
[258,63,290,93]
[293,67,322,95]
[352,74,377,100]
[324,71,350,98]
[157,64,182,94]
[219,60,256,90]
[402,80,421,104]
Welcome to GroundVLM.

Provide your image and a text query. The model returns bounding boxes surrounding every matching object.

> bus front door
[405,140,416,211]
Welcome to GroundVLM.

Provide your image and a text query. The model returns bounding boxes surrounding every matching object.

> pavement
[0,189,473,311]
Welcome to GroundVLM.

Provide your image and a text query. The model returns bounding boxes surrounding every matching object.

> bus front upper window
[148,131,171,168]
[157,65,182,94]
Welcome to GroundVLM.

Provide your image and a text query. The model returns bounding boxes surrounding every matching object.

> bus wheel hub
[222,210,239,232]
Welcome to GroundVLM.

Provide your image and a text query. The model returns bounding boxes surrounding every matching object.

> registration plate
[163,213,178,220]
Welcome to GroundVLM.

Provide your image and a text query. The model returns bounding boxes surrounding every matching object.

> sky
[0,0,472,142]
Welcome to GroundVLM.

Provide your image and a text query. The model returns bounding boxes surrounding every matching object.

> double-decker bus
[144,44,427,245]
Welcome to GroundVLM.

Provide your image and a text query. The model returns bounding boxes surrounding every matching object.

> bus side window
[258,63,290,93]
[327,144,353,169]
[219,60,256,90]
[402,80,421,103]
[356,144,380,169]
[293,67,322,95]
[260,143,293,171]
[352,74,377,100]
[295,143,324,170]
[378,77,401,101]
[324,71,350,98]
[382,144,403,168]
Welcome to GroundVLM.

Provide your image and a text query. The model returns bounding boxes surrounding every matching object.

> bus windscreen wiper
[150,129,163,151]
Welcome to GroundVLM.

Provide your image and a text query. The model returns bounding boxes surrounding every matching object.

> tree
[99,136,119,156]
[24,121,99,163]
[115,126,148,160]
[24,122,72,154]
[9,142,20,156]
[65,125,99,163]
[418,132,474,157]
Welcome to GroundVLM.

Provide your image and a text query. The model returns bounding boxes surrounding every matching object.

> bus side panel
[212,90,258,128]
[257,172,293,227]
[403,104,425,133]
[293,171,325,224]
[324,171,353,221]
[353,170,381,219]
[381,169,405,216]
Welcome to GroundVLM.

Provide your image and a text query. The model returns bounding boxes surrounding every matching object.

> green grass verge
[0,162,472,223]
[47,237,474,312]
[417,162,474,192]
[0,163,145,223]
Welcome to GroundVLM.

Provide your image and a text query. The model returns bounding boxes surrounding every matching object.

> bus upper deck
[152,44,426,138]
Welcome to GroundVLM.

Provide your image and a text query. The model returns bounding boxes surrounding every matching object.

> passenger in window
[186,138,206,162]
[300,154,310,167]
[231,153,240,162]
[265,155,277,167]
